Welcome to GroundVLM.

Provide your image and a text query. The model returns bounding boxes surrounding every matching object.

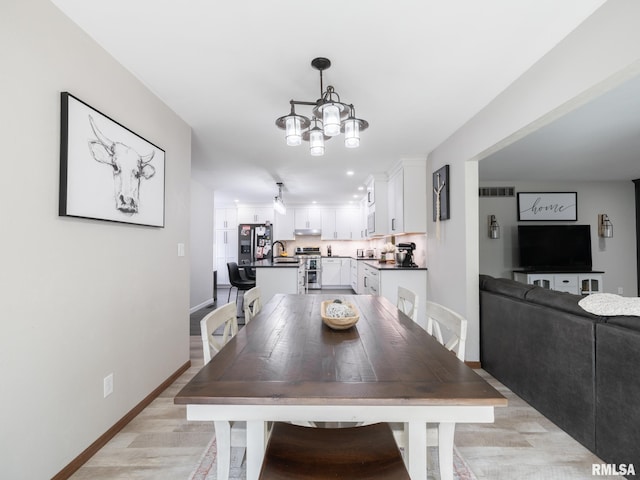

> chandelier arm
[290,100,319,107]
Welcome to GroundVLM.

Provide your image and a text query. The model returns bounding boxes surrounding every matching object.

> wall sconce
[488,215,500,239]
[598,214,613,238]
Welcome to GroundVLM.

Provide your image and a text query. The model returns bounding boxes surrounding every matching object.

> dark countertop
[362,260,428,271]
[248,259,303,268]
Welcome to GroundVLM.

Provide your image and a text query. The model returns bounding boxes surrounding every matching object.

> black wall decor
[432,164,450,221]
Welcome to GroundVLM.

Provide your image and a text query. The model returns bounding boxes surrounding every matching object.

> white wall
[427,0,640,362]
[0,1,191,478]
[190,179,214,310]
[479,181,637,296]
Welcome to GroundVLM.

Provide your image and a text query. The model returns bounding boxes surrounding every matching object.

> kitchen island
[248,258,305,303]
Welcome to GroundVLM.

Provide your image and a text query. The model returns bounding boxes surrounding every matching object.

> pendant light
[308,118,325,156]
[343,104,367,148]
[275,57,368,155]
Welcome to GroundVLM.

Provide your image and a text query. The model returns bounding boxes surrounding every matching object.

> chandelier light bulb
[309,127,325,156]
[285,116,302,146]
[344,118,360,148]
[322,103,341,136]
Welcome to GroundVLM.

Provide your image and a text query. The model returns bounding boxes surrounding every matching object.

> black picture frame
[517,192,577,221]
[59,92,165,227]
[432,164,450,221]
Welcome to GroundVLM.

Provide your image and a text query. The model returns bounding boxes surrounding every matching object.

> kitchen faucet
[272,241,286,261]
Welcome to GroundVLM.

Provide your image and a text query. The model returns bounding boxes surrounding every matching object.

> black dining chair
[243,266,256,281]
[227,262,256,302]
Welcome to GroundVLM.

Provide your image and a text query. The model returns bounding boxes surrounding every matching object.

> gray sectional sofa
[479,274,640,472]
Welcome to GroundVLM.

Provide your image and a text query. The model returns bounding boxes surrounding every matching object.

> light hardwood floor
[71,303,617,480]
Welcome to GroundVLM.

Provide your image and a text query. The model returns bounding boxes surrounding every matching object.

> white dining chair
[392,300,468,480]
[397,286,419,323]
[200,302,244,480]
[243,286,262,324]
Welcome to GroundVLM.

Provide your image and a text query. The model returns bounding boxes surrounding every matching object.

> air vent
[479,186,515,197]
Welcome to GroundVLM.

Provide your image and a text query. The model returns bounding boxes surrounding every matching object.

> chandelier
[275,57,368,156]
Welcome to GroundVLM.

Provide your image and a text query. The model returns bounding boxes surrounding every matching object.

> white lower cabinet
[361,261,428,329]
[513,271,604,295]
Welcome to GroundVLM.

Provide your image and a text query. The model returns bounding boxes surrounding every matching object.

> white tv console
[513,271,604,295]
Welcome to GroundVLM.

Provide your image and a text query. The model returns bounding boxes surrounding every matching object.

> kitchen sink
[273,257,300,264]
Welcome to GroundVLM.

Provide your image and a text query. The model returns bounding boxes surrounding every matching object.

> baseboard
[51,360,191,480]
[466,361,482,369]
[190,298,213,314]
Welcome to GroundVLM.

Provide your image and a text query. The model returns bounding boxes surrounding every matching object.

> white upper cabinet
[387,159,427,234]
[365,174,388,236]
[294,207,322,230]
[321,207,360,240]
[274,209,295,241]
[237,205,273,224]
[214,207,238,230]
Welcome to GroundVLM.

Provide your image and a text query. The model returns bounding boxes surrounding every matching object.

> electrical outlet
[177,243,185,257]
[618,287,624,295]
[103,373,114,398]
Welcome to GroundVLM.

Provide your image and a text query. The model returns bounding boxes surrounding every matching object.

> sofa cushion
[604,316,640,333]
[525,286,601,320]
[479,274,534,300]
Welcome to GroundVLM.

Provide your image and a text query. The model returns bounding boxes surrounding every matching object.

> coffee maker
[396,242,417,267]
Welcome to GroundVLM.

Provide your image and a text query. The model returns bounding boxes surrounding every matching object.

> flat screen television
[517,225,592,272]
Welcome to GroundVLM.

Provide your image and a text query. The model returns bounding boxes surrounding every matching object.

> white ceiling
[51,0,608,206]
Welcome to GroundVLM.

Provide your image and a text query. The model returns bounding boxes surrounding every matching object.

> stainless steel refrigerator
[238,223,272,265]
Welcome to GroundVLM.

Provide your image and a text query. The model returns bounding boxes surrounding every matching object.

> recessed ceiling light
[346,170,354,176]
[353,194,359,198]
[312,200,317,204]
[357,186,364,191]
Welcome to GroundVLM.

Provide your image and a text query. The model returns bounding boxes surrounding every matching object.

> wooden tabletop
[175,294,506,407]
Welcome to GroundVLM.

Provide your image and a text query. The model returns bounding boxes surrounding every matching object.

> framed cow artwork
[59,92,165,227]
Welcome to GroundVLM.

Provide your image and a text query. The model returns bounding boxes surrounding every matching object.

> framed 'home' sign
[517,192,577,221]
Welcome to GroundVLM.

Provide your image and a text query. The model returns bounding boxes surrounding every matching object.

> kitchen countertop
[248,259,303,268]
[361,259,428,271]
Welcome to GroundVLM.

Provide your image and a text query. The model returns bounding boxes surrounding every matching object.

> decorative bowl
[321,300,359,330]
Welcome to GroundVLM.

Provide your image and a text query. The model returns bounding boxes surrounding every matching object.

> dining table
[175,294,507,480]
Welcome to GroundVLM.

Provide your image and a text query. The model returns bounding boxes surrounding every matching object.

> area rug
[189,436,477,480]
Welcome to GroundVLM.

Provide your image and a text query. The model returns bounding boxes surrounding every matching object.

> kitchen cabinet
[340,258,351,286]
[237,205,273,224]
[274,209,295,241]
[365,174,388,237]
[387,159,427,234]
[362,262,380,295]
[214,207,237,230]
[513,271,604,295]
[294,207,322,230]
[321,207,360,240]
[214,228,238,285]
[350,259,358,292]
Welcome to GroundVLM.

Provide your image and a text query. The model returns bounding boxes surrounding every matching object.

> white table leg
[407,421,427,480]
[246,420,267,480]
[438,422,455,480]
[214,421,231,480]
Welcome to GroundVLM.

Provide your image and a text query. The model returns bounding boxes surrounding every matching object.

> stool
[258,422,410,480]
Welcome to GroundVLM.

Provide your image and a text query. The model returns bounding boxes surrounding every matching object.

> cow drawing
[88,115,156,215]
